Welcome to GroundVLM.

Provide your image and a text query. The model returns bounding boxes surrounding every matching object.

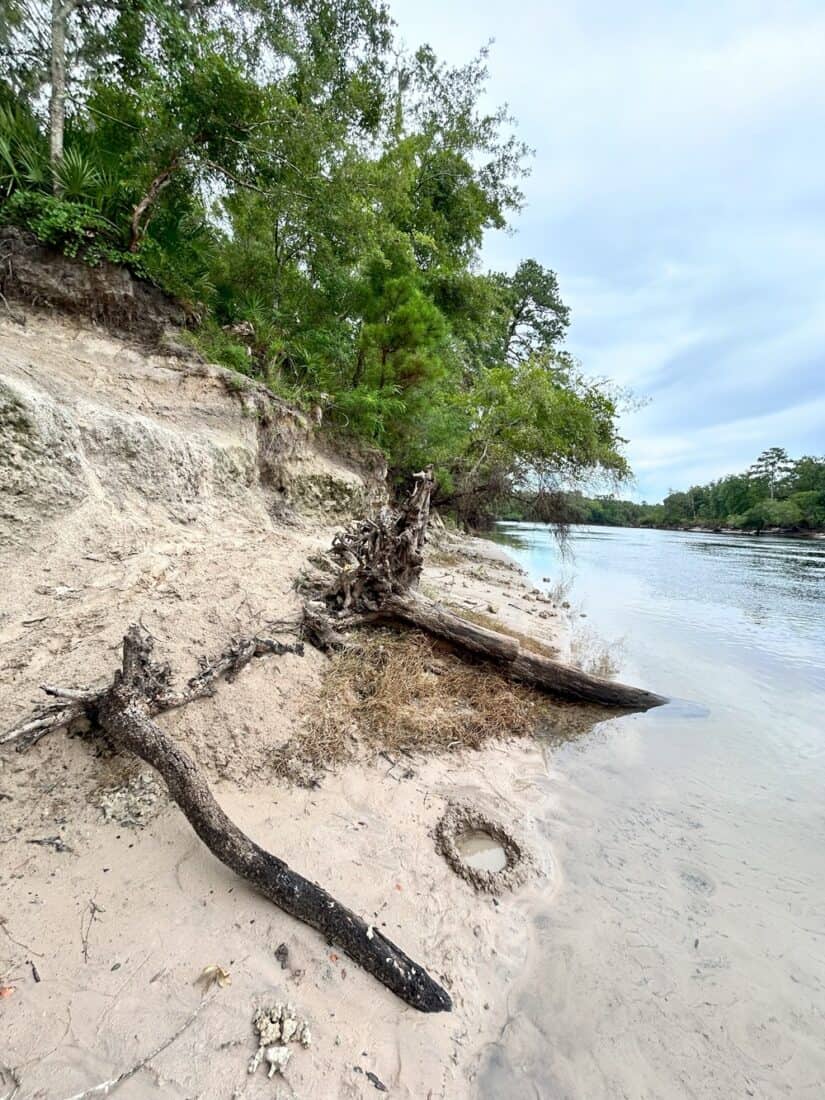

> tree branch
[129,157,179,251]
[4,626,452,1013]
[1,629,301,750]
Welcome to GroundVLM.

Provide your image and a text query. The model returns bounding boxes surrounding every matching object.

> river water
[479,524,825,1099]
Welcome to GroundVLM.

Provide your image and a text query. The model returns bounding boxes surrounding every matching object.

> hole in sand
[456,829,508,873]
[435,802,533,893]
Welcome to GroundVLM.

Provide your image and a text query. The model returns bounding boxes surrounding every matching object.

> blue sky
[388,0,825,501]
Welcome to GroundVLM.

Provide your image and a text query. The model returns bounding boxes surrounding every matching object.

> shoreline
[497,519,825,540]
[0,526,597,1098]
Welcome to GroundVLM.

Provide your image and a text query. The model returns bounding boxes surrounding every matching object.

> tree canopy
[0,0,629,521]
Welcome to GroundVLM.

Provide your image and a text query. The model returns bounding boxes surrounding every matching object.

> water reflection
[492,523,825,668]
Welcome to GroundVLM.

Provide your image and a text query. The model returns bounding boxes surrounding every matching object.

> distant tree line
[499,449,825,533]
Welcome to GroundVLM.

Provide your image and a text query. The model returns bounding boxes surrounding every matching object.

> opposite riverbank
[580,523,825,539]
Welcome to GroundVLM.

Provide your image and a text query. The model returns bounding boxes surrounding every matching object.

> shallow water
[456,828,509,873]
[480,524,825,1099]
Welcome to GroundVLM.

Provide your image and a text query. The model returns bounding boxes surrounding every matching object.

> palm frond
[53,146,101,201]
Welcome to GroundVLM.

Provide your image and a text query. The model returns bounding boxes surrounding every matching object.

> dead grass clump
[297,628,550,767]
[426,548,466,568]
[568,625,623,678]
[445,605,559,660]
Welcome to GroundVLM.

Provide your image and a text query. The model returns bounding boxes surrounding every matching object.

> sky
[388,0,825,501]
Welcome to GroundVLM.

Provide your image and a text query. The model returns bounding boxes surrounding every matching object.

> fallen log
[383,592,664,710]
[3,625,452,1013]
[102,626,451,1012]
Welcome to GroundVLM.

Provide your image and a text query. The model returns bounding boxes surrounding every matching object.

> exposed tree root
[304,471,666,711]
[1,629,303,752]
[3,470,660,1022]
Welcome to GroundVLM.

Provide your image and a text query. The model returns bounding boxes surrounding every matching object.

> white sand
[0,311,579,1098]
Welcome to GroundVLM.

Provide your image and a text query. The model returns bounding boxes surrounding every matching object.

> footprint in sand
[678,866,716,897]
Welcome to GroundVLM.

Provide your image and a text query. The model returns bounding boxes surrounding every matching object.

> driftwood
[0,629,303,752]
[305,470,666,711]
[384,592,663,709]
[4,469,661,1022]
[3,626,452,1014]
[322,469,432,613]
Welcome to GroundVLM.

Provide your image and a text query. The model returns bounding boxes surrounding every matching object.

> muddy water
[481,525,825,1099]
[456,829,509,872]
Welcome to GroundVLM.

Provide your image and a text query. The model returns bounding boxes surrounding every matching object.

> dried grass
[426,549,466,568]
[294,628,555,770]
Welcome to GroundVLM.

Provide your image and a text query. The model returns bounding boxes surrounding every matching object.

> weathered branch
[0,699,88,750]
[154,633,301,711]
[383,592,663,709]
[2,626,451,1013]
[1,628,302,751]
[97,626,450,1012]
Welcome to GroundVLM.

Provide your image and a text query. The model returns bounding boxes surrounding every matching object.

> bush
[0,190,140,271]
[742,499,803,531]
[189,322,257,377]
[789,490,825,529]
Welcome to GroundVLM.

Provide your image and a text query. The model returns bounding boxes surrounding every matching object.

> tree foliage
[0,0,629,521]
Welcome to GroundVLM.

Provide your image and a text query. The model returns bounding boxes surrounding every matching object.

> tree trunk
[129,159,179,251]
[305,470,666,711]
[383,592,664,710]
[97,627,451,1013]
[49,0,70,189]
[351,345,365,387]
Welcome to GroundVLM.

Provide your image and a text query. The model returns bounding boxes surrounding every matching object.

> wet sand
[480,523,825,1099]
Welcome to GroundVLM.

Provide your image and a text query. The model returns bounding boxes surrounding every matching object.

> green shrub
[742,499,803,531]
[789,490,825,529]
[190,323,257,377]
[0,190,141,271]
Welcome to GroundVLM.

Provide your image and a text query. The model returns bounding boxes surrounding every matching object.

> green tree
[748,447,793,500]
[742,499,803,531]
[789,455,825,493]
[0,1,634,522]
[492,259,570,366]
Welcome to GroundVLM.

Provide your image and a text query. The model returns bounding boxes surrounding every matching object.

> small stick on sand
[60,993,217,1100]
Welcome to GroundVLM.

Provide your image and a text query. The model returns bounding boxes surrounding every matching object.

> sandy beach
[0,536,583,1100]
[0,312,593,1099]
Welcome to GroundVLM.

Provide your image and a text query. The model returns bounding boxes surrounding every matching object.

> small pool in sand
[455,829,508,872]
